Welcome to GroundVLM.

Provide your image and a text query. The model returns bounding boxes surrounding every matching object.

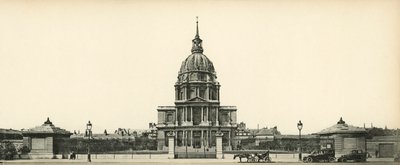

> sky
[0,0,399,135]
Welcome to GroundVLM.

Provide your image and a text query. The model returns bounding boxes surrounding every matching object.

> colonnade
[176,106,219,125]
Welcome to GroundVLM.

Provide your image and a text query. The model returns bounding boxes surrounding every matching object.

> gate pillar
[167,132,176,159]
[216,131,224,159]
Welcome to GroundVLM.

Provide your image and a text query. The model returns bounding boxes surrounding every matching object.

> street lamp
[297,120,303,161]
[86,121,92,162]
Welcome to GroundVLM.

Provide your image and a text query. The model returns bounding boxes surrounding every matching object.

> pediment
[187,97,207,102]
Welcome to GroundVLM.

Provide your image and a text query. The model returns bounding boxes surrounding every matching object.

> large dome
[179,53,215,74]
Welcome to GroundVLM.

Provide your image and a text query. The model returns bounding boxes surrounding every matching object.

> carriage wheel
[306,157,313,163]
[267,157,272,163]
[328,157,335,163]
[342,158,347,162]
[253,157,258,162]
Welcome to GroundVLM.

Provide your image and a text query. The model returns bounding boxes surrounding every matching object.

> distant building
[367,135,400,158]
[147,123,157,139]
[235,122,280,146]
[235,122,251,139]
[70,133,136,140]
[251,127,279,146]
[156,20,238,153]
[71,128,136,140]
[316,117,367,157]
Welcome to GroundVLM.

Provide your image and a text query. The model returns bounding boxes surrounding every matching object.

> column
[183,88,186,100]
[190,130,193,147]
[184,107,187,122]
[216,108,219,126]
[228,111,231,125]
[167,132,175,159]
[181,108,184,123]
[201,130,203,147]
[228,131,231,148]
[190,107,193,122]
[217,88,220,100]
[206,107,209,122]
[201,107,204,122]
[216,132,223,159]
[175,108,178,125]
[185,87,187,100]
[184,131,186,146]
[208,130,211,148]
[175,88,178,100]
[205,131,208,147]
[205,86,209,100]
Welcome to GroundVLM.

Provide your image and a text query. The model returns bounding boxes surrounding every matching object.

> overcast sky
[0,0,399,135]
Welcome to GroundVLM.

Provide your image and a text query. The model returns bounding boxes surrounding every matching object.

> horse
[233,153,250,162]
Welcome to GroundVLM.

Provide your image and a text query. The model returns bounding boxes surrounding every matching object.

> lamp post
[86,121,92,162]
[297,120,303,161]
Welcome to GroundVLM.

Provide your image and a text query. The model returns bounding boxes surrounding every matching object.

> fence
[54,151,168,160]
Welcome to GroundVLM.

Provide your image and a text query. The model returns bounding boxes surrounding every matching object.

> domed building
[156,20,238,157]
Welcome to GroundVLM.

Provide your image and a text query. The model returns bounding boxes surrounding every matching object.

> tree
[0,142,17,160]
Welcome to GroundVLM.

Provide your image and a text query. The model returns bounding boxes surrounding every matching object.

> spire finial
[196,16,199,38]
[337,117,345,124]
[44,117,53,125]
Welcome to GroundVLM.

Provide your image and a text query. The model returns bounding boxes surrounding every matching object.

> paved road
[1,160,398,165]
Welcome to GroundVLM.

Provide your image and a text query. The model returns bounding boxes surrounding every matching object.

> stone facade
[156,20,238,154]
[317,117,367,157]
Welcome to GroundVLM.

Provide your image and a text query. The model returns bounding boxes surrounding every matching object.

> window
[199,89,206,99]
[190,88,196,99]
[166,113,173,123]
[190,73,197,81]
[180,91,184,100]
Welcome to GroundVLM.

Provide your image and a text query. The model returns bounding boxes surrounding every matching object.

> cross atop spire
[191,16,203,54]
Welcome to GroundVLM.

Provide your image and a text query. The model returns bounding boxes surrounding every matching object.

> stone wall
[29,137,54,159]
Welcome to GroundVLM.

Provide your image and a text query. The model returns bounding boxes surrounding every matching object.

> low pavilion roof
[22,117,72,136]
[316,117,366,135]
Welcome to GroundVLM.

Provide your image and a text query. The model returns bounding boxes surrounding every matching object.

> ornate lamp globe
[87,121,92,130]
[297,120,303,131]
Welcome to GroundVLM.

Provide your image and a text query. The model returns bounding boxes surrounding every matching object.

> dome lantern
[191,16,203,54]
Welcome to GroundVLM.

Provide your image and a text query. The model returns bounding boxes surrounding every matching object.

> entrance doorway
[193,131,201,148]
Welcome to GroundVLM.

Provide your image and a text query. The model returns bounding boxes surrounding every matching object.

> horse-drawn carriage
[234,151,272,163]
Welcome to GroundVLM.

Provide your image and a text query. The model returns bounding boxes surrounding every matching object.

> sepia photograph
[0,0,399,164]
